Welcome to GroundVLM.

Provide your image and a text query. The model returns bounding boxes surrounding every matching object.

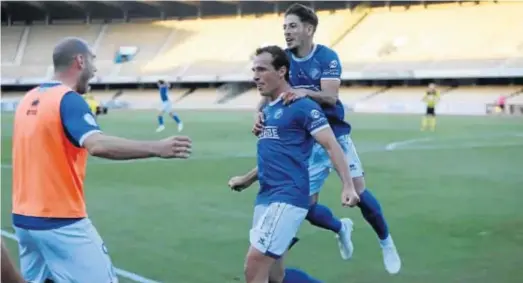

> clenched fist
[228,176,250,192]
[341,185,360,207]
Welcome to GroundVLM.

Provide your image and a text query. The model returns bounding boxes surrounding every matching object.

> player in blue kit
[228,46,360,283]
[155,80,183,133]
[251,3,402,274]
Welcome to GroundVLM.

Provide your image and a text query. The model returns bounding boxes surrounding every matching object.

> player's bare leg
[353,176,401,274]
[309,193,354,261]
[421,115,428,131]
[428,116,436,131]
[269,256,286,283]
[244,246,276,283]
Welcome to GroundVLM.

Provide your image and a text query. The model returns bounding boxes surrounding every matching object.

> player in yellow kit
[84,93,104,115]
[421,83,440,131]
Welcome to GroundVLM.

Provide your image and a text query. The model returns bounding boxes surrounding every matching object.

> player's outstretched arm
[228,167,258,192]
[83,133,192,160]
[59,92,192,161]
[313,128,359,207]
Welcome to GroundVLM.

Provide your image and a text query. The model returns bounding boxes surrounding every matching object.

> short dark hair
[255,45,290,82]
[52,37,91,72]
[284,3,318,32]
[158,80,165,84]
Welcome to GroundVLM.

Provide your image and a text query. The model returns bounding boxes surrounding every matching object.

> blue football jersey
[286,44,351,137]
[256,97,330,209]
[159,85,169,102]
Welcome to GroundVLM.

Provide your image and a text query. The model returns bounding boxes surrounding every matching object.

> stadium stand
[1,1,522,116]
[23,24,101,65]
[1,25,24,64]
[2,1,522,81]
[333,2,523,70]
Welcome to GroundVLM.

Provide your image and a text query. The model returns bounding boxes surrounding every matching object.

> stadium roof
[0,1,458,23]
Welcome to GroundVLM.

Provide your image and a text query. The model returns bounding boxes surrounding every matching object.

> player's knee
[244,247,272,282]
[269,261,285,283]
[353,176,366,195]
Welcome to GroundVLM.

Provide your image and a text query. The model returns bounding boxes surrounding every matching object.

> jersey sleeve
[320,49,342,80]
[298,100,330,135]
[60,92,102,147]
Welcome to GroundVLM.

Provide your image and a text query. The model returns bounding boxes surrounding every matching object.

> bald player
[11,37,192,283]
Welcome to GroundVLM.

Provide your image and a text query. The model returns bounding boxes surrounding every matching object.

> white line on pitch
[385,137,431,151]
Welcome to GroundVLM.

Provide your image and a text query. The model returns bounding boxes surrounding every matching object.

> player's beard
[77,69,92,94]
[76,80,88,94]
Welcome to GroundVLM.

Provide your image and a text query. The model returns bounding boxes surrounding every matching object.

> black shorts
[426,107,435,116]
[95,106,108,116]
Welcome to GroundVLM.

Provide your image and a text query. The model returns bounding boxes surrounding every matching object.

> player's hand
[228,176,250,192]
[157,136,192,159]
[282,89,307,105]
[252,112,264,136]
[341,186,360,207]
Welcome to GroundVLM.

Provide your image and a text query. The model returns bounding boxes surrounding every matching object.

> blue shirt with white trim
[159,84,169,102]
[286,44,351,137]
[13,82,101,230]
[256,96,330,209]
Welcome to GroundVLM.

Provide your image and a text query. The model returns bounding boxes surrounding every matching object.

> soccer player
[156,79,183,132]
[252,4,401,274]
[421,83,440,131]
[84,93,108,116]
[11,37,192,283]
[229,45,359,283]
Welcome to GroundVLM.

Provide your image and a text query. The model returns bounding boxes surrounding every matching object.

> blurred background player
[156,79,183,132]
[84,93,108,116]
[421,83,441,131]
[11,37,192,283]
[496,94,506,114]
[84,88,123,117]
[230,45,359,283]
[253,3,401,274]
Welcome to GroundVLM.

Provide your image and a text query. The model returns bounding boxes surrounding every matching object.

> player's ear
[306,24,314,36]
[278,66,287,80]
[75,54,85,70]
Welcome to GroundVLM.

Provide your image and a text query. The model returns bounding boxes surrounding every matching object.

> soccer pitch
[2,110,523,283]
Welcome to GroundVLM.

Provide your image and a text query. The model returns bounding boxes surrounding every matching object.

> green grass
[2,110,523,283]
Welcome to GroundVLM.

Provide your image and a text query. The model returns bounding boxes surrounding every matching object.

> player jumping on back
[247,3,401,274]
[156,79,183,133]
[230,45,359,283]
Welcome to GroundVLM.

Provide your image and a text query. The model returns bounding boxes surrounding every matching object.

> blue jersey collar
[268,92,289,106]
[291,44,317,62]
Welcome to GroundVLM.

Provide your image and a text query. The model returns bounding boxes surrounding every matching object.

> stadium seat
[1,2,522,80]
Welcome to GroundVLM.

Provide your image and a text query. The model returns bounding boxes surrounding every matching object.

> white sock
[379,235,394,247]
